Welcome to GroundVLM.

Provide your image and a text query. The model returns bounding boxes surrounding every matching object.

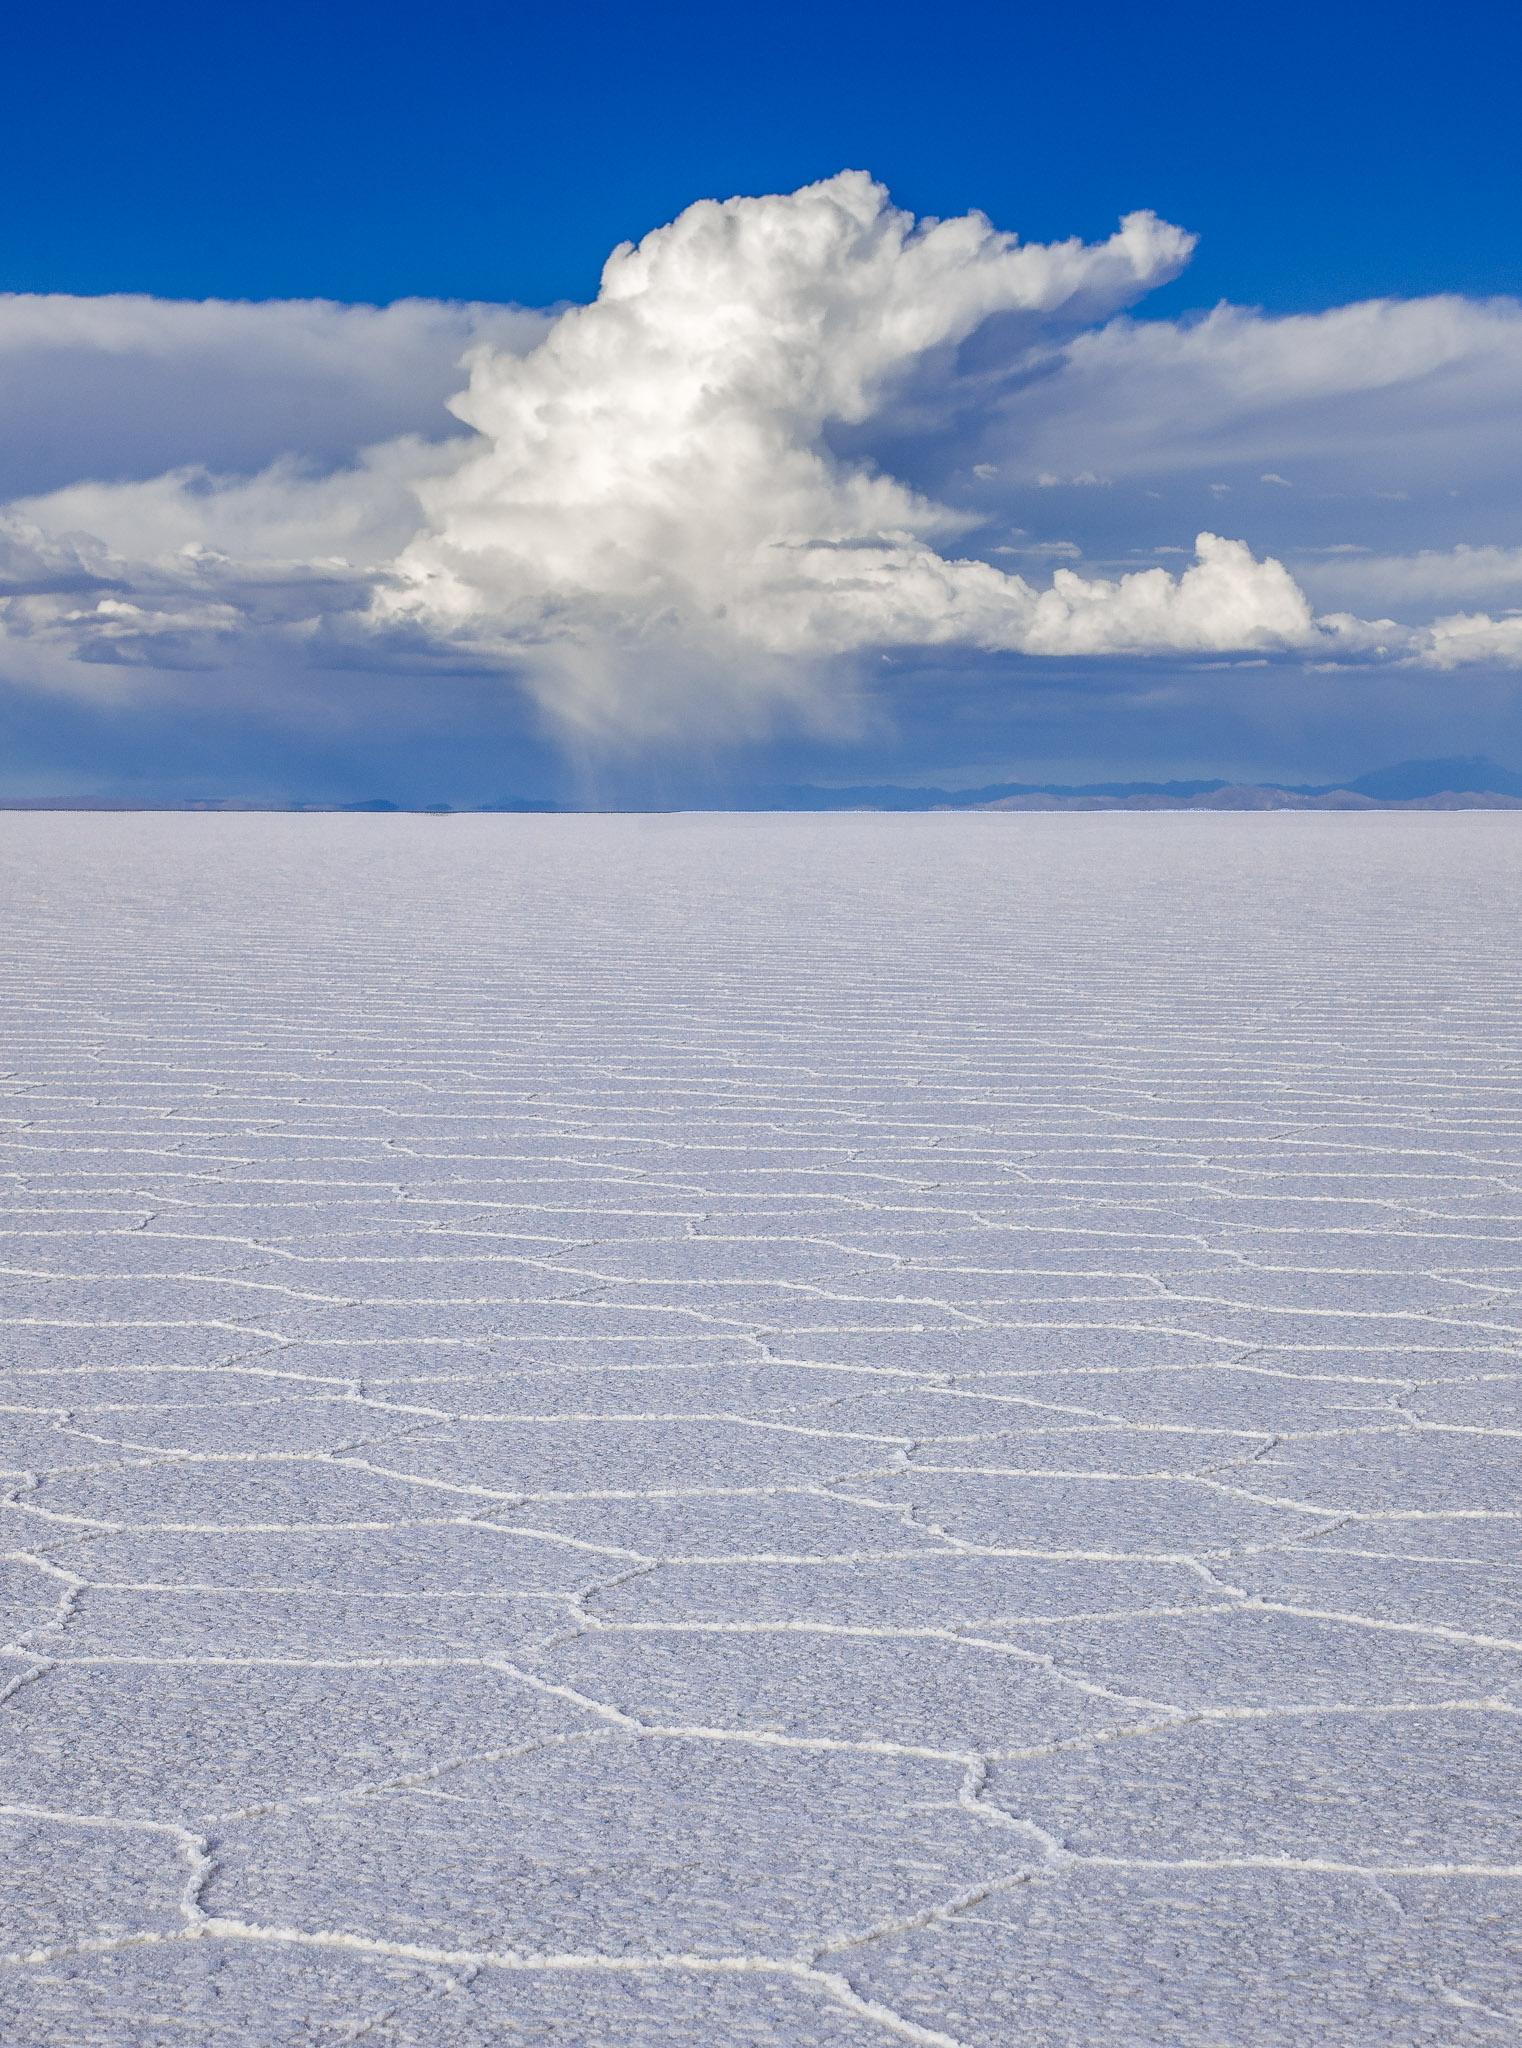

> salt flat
[1,810,1519,2046]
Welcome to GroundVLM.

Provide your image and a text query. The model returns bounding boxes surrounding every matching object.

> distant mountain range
[3,758,1521,813]
[756,756,1522,811]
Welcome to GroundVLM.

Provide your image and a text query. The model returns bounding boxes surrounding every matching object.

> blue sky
[7,0,1520,313]
[2,0,1521,802]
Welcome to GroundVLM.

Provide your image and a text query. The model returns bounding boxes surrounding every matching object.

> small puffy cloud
[1316,605,1522,668]
[1017,533,1315,656]
[1421,611,1522,667]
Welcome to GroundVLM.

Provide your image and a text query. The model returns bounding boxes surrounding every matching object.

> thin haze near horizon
[2,0,1520,805]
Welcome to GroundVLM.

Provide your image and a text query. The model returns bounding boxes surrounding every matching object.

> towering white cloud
[381,175,1313,735]
[1,170,1520,757]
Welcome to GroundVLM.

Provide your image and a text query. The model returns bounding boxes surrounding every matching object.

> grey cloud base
[2,812,1520,2044]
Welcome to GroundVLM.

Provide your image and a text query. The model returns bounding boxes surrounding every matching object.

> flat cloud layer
[2,171,1521,762]
[0,293,549,497]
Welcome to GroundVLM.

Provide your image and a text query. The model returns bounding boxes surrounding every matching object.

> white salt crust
[1,811,1519,2045]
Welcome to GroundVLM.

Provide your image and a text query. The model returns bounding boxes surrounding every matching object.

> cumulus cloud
[2,170,1521,759]
[373,172,1211,735]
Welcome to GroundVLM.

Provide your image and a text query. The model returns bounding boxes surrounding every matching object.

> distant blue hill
[749,778,1232,810]
[1314,757,1522,801]
[751,758,1522,809]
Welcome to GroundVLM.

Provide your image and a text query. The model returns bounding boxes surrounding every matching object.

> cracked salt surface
[1,810,1519,2046]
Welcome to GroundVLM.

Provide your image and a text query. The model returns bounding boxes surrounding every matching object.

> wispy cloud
[0,293,549,498]
[1296,541,1522,609]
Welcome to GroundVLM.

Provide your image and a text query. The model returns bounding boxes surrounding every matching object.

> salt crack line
[0,1803,213,1924]
[566,1617,1183,1717]
[0,1918,970,2048]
